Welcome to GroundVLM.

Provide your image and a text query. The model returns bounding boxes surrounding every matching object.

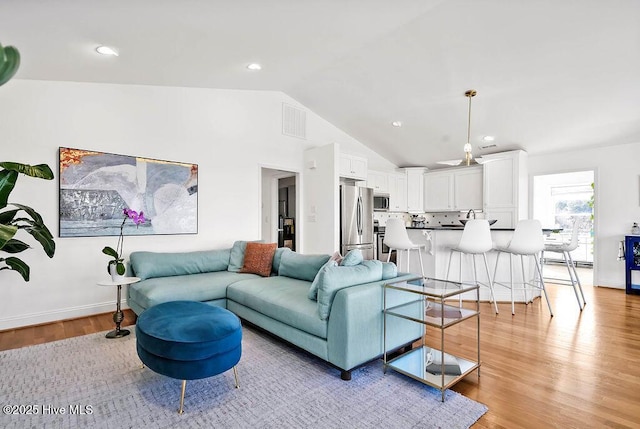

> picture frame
[58,147,198,237]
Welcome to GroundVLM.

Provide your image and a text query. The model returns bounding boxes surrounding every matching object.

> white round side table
[97,277,140,339]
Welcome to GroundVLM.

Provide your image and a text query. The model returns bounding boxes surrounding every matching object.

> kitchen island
[397,226,541,304]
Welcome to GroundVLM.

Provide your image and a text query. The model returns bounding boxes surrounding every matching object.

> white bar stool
[384,218,426,278]
[445,219,499,313]
[541,217,586,311]
[493,219,553,316]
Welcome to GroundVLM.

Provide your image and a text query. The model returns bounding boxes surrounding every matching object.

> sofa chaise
[126,241,422,380]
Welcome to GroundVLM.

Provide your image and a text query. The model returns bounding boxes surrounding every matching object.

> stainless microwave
[373,194,390,211]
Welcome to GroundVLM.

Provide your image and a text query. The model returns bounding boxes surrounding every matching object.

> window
[533,172,594,264]
[551,184,593,232]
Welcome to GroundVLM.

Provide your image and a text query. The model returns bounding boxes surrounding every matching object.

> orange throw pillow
[240,242,278,277]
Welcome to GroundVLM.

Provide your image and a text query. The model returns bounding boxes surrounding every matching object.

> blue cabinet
[625,235,640,294]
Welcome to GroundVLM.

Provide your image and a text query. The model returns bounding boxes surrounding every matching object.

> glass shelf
[385,300,478,328]
[386,346,479,390]
[385,276,479,298]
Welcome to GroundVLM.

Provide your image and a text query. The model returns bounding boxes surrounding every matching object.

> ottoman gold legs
[233,366,239,388]
[177,366,240,414]
[179,380,187,414]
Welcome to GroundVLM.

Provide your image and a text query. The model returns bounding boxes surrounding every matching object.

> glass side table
[97,277,140,339]
[383,276,480,402]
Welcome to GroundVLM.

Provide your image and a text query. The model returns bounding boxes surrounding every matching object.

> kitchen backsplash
[373,211,411,226]
[374,211,485,227]
[420,211,486,227]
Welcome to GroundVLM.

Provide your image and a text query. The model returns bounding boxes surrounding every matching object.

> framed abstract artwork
[59,147,198,237]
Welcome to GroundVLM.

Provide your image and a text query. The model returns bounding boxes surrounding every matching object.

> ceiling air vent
[282,103,306,139]
[479,144,497,150]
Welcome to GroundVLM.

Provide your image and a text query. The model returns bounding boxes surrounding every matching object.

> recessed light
[96,45,119,56]
[482,135,495,142]
[246,63,262,71]
[391,121,402,127]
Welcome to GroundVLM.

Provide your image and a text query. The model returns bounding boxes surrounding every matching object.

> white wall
[304,106,397,172]
[528,142,640,288]
[0,79,382,329]
[260,169,277,243]
[302,144,340,254]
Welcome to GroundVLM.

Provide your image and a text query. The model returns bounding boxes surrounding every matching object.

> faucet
[466,209,476,219]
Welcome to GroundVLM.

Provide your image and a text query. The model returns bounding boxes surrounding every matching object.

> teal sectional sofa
[126,242,421,380]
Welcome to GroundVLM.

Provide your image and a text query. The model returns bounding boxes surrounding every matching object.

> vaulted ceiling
[1,0,639,168]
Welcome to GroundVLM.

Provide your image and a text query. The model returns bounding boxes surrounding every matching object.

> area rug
[0,326,487,428]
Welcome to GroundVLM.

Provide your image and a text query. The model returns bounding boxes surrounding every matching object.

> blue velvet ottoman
[136,300,242,414]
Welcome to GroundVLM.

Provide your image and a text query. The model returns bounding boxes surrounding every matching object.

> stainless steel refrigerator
[340,185,374,260]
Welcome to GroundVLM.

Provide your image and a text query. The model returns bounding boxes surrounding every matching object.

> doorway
[533,170,595,287]
[277,176,296,251]
[261,167,299,251]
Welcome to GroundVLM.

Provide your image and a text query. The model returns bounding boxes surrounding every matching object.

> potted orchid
[102,208,146,281]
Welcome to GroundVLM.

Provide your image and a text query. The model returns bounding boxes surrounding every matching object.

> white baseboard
[0,301,130,331]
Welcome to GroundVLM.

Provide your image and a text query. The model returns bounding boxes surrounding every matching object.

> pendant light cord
[463,89,476,166]
[467,94,472,146]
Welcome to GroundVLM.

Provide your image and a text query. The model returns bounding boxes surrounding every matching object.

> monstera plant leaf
[0,163,53,208]
[0,162,53,179]
[1,256,29,280]
[0,43,20,87]
[0,162,55,282]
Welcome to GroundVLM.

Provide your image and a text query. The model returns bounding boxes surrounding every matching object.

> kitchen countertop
[406,226,515,231]
[400,225,535,304]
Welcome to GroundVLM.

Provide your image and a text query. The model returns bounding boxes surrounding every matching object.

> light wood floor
[0,309,137,351]
[447,267,640,428]
[1,267,639,428]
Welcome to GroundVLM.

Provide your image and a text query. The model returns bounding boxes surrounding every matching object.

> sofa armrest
[326,273,423,371]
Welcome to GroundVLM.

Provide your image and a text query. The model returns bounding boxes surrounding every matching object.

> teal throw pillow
[272,247,292,274]
[340,249,364,266]
[278,252,331,282]
[308,259,338,300]
[381,262,398,280]
[316,260,383,320]
[130,249,231,281]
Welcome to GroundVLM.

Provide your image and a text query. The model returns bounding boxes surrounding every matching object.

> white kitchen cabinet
[482,208,515,229]
[424,170,454,211]
[453,167,483,211]
[339,154,367,181]
[405,168,427,213]
[482,150,528,228]
[367,170,389,194]
[423,166,483,212]
[389,173,407,212]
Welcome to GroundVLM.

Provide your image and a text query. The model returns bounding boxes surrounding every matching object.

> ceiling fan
[437,89,486,167]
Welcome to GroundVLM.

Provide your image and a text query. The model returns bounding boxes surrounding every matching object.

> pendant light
[437,89,487,167]
[463,89,477,166]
